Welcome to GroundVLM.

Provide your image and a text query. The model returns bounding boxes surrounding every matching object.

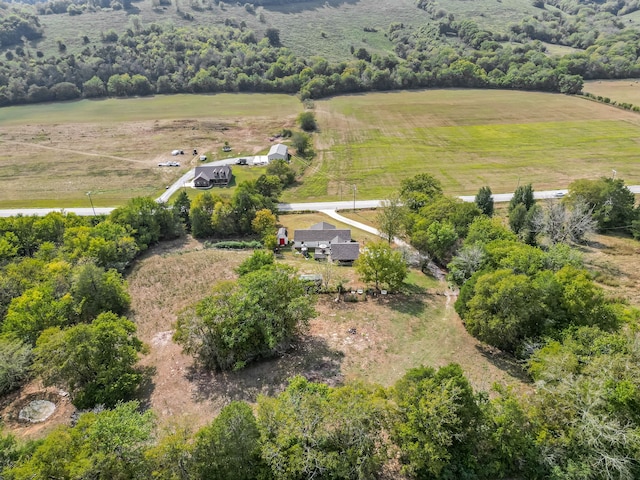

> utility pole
[86,191,96,216]
[352,184,357,211]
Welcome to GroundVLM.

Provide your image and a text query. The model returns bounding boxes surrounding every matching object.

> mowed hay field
[126,216,525,428]
[283,89,640,201]
[584,79,640,105]
[5,89,640,207]
[0,94,301,208]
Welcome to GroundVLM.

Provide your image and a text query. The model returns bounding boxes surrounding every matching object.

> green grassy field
[4,89,640,207]
[0,93,301,125]
[282,89,640,201]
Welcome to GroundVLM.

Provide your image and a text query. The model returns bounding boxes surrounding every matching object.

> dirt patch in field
[0,382,75,441]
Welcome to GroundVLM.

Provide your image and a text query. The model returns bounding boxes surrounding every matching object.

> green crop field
[282,89,640,201]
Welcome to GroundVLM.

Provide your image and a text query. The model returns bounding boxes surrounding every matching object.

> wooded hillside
[3,0,640,105]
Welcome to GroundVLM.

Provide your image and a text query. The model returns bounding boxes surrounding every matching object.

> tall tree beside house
[377,195,406,244]
[190,192,217,238]
[251,209,277,239]
[355,241,407,291]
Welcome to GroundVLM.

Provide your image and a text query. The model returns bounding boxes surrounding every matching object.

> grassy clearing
[282,89,640,201]
[0,94,300,125]
[583,80,640,106]
[6,89,640,208]
[581,233,640,306]
[126,233,526,428]
[278,212,382,245]
[0,94,300,207]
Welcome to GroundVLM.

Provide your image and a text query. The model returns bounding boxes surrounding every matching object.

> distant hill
[2,0,640,106]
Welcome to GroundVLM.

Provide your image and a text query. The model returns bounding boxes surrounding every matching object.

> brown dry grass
[580,233,640,305]
[123,233,527,431]
[583,80,640,106]
[0,96,299,208]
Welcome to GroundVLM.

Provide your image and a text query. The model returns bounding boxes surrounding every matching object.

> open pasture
[0,94,301,207]
[583,80,640,106]
[283,89,640,201]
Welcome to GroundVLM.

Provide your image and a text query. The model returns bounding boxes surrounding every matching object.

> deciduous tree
[192,402,264,479]
[355,241,407,291]
[257,377,389,480]
[33,312,143,408]
[174,265,316,371]
[376,195,406,244]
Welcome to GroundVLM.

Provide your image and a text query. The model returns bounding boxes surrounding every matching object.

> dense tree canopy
[566,177,638,233]
[33,312,143,408]
[174,265,316,371]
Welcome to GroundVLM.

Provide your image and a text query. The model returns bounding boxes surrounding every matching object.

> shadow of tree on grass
[184,336,344,405]
[474,345,532,385]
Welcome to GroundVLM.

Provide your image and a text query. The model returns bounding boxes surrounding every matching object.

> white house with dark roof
[267,143,289,162]
[293,221,360,264]
[193,165,232,188]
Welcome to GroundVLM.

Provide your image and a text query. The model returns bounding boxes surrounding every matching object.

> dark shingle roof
[310,221,336,230]
[330,242,360,261]
[194,164,232,180]
[294,229,351,244]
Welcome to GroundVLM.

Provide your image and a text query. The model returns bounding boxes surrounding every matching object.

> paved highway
[3,185,640,218]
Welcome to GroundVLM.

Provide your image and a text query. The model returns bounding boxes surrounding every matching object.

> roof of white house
[268,143,288,157]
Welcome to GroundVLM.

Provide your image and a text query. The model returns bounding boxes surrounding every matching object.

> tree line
[10,5,640,106]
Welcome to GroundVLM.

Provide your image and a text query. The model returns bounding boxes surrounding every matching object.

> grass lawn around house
[121,234,527,430]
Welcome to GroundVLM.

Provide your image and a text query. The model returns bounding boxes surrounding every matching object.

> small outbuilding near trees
[267,143,289,162]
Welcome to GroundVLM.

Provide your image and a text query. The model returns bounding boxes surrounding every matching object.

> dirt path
[0,139,148,164]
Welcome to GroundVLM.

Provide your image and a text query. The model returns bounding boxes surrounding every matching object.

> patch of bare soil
[1,381,75,441]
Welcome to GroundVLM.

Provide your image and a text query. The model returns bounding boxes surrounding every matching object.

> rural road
[2,181,640,218]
